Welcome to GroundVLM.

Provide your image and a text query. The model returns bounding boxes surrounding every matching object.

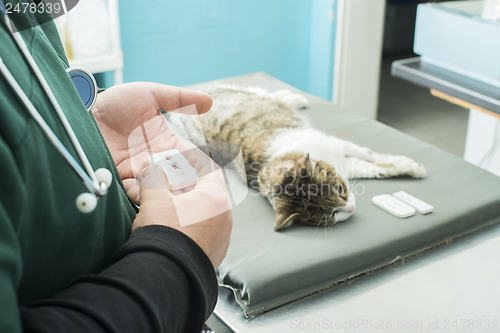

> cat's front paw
[272,90,309,110]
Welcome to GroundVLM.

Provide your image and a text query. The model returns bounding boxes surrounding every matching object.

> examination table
[192,73,500,332]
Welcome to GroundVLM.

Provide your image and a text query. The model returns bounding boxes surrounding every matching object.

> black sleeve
[20,225,218,333]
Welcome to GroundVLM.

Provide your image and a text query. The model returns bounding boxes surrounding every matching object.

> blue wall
[116,0,337,100]
[308,0,337,100]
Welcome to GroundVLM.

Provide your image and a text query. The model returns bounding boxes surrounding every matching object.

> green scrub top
[0,2,137,331]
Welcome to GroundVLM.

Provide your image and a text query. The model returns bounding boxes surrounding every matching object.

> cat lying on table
[167,85,426,231]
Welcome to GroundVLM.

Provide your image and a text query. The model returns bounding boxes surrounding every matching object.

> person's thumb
[137,164,170,205]
[133,165,179,231]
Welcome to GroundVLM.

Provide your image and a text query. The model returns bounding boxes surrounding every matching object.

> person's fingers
[122,178,140,205]
[152,84,213,115]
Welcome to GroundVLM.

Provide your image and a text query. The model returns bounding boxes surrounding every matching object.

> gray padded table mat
[191,73,500,318]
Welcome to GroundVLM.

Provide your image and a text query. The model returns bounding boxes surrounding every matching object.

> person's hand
[92,82,213,204]
[135,161,233,269]
[93,82,233,267]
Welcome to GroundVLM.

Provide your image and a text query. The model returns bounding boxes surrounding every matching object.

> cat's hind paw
[376,155,427,179]
[407,163,427,178]
[272,90,309,110]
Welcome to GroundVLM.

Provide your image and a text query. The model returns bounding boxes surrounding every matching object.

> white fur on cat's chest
[268,128,346,173]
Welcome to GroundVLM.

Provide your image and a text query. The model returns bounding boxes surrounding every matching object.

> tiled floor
[377,54,470,157]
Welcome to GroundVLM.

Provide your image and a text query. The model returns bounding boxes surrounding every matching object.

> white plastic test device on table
[372,191,434,218]
[372,194,416,218]
[0,8,111,213]
[392,190,434,214]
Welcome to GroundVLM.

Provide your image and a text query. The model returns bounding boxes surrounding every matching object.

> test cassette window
[170,162,181,170]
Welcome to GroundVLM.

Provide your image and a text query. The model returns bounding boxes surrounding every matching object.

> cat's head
[259,153,356,231]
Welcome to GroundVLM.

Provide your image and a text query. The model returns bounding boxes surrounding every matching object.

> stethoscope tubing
[0,58,105,196]
[0,14,107,197]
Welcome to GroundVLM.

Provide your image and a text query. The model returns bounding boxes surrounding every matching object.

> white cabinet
[56,0,123,84]
[464,109,500,177]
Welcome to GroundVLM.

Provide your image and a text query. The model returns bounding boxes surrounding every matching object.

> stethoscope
[0,5,112,213]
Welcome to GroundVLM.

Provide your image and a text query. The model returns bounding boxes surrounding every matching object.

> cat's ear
[298,153,310,166]
[274,212,300,231]
[298,153,311,178]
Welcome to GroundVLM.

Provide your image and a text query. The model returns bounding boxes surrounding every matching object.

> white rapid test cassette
[149,149,198,190]
[372,194,416,218]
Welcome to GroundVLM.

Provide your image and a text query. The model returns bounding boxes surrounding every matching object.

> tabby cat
[168,86,426,231]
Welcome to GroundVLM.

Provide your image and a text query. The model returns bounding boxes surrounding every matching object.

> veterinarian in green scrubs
[0,1,232,332]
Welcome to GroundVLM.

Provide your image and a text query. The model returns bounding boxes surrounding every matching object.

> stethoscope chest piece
[66,67,97,111]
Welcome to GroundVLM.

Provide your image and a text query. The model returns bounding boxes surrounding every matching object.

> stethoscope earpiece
[75,168,113,214]
[95,168,113,188]
[76,193,98,214]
